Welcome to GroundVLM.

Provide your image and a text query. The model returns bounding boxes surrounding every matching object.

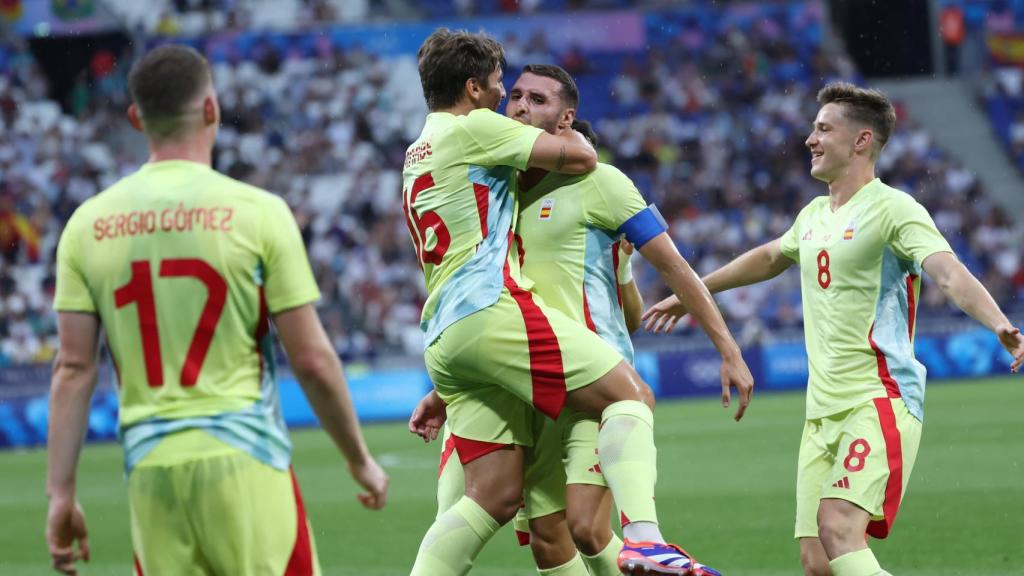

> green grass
[2,377,1022,575]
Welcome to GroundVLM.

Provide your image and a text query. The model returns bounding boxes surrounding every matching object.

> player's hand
[408,390,447,442]
[720,353,754,422]
[46,497,89,575]
[641,295,689,334]
[349,456,388,510]
[995,324,1024,373]
[620,239,635,256]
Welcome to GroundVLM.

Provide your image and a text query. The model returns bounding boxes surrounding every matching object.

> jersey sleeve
[779,201,814,262]
[586,164,650,233]
[458,108,544,170]
[261,196,321,314]
[883,192,953,265]
[53,213,97,313]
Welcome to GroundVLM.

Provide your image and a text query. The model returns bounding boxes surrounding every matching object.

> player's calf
[799,537,831,576]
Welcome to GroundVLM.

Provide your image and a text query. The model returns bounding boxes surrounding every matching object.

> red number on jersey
[403,172,451,266]
[114,258,228,387]
[816,249,831,289]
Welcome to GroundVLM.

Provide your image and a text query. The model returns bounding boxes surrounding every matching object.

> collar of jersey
[140,159,213,172]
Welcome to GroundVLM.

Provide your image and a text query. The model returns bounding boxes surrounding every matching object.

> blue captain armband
[618,204,668,248]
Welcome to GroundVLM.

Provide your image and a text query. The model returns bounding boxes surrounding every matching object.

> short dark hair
[571,118,598,147]
[817,82,896,157]
[521,64,579,110]
[417,28,506,111]
[128,44,212,140]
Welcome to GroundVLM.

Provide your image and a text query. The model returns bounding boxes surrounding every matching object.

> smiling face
[505,72,573,134]
[805,102,868,183]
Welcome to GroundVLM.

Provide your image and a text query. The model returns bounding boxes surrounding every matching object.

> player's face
[477,66,507,112]
[505,73,567,134]
[805,103,858,183]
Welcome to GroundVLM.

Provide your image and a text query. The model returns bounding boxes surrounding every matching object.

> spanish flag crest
[539,198,555,220]
[843,220,856,241]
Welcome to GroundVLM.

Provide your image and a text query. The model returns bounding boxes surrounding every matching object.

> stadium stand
[1,1,1021,370]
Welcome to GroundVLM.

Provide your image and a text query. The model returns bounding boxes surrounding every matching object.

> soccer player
[405,29,752,576]
[642,82,1024,576]
[413,64,753,576]
[45,45,388,576]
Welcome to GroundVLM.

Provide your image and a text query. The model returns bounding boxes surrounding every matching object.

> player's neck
[147,141,214,167]
[826,163,875,212]
[520,167,548,191]
[434,101,477,116]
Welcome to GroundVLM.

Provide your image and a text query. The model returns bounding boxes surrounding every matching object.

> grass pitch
[1,377,1021,575]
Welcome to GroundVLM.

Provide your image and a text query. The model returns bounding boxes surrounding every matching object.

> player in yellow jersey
[45,45,388,576]
[405,30,753,576]
[411,64,757,576]
[643,82,1024,576]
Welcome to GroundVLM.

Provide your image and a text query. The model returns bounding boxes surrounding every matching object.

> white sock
[622,520,664,543]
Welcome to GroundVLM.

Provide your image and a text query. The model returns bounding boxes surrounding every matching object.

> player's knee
[567,515,608,556]
[492,492,525,525]
[639,382,655,410]
[465,483,521,525]
[816,513,859,551]
[529,532,571,568]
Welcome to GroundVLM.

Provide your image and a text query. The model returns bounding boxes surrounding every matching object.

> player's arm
[526,129,597,174]
[46,311,100,575]
[643,238,795,333]
[617,240,644,333]
[274,304,389,508]
[462,109,595,174]
[637,232,754,420]
[922,252,1024,371]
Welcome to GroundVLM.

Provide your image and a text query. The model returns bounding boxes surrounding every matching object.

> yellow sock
[410,496,500,576]
[829,548,885,576]
[581,534,623,576]
[537,552,589,575]
[598,401,658,526]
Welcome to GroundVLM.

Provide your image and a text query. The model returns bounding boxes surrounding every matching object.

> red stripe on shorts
[516,530,531,546]
[284,469,315,575]
[133,553,144,576]
[452,434,509,465]
[868,323,902,398]
[866,397,904,539]
[438,434,457,477]
[502,256,567,420]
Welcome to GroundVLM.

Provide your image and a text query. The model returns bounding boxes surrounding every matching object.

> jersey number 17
[114,258,227,388]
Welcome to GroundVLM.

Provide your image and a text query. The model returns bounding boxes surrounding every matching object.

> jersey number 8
[817,249,831,289]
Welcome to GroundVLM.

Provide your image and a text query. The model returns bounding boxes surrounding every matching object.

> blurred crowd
[1,2,1021,368]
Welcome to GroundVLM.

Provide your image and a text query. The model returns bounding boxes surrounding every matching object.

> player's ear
[558,107,576,131]
[463,76,476,100]
[854,129,874,155]
[127,104,143,132]
[203,96,217,126]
